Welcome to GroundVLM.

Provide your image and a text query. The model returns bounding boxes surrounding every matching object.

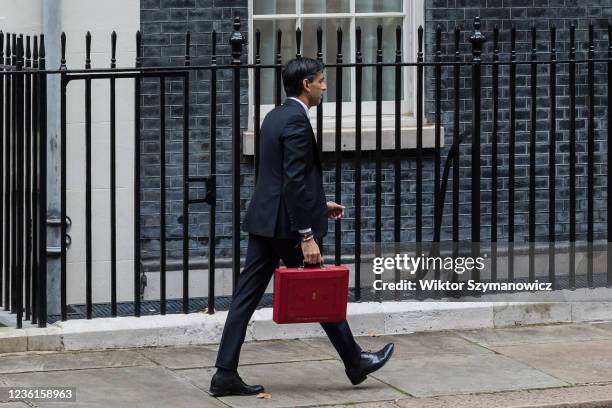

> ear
[302,78,310,93]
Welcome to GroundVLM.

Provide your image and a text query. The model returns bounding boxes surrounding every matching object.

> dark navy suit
[242,98,328,239]
[215,98,361,370]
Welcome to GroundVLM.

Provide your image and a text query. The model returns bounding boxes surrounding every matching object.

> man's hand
[326,201,345,220]
[301,239,322,265]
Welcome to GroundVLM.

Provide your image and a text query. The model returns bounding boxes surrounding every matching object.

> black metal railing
[2,16,612,329]
[0,33,48,329]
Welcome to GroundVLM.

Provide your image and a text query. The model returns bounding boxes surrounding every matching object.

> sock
[215,367,237,377]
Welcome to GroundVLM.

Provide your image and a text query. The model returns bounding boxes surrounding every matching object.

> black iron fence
[2,16,612,329]
[0,33,48,329]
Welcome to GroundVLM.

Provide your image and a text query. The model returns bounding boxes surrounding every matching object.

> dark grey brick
[161,0,195,8]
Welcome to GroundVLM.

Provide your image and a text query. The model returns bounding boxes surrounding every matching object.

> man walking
[209,57,394,397]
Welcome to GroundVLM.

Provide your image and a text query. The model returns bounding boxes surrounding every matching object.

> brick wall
[140,0,249,261]
[139,0,610,265]
[425,0,610,244]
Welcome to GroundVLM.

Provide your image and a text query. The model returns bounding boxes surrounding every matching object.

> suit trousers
[214,233,362,371]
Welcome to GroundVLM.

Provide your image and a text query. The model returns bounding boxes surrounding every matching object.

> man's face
[302,72,326,106]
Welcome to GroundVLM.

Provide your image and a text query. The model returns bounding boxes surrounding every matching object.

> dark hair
[282,57,325,97]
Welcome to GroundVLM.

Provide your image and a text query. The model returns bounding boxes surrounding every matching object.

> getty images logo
[372,253,486,275]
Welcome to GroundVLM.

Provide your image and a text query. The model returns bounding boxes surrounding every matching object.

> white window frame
[246,0,425,133]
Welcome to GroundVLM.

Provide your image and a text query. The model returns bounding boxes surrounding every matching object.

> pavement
[2,322,612,407]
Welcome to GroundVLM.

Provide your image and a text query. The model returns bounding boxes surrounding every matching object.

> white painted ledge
[243,124,443,155]
[1,289,611,353]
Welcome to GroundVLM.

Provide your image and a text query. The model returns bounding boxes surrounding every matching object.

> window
[245,0,434,153]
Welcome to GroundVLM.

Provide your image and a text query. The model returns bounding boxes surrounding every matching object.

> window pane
[356,17,404,101]
[253,19,297,104]
[302,18,351,103]
[302,0,349,14]
[355,0,402,13]
[254,0,296,15]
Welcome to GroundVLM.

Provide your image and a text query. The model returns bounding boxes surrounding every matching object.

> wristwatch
[299,227,314,243]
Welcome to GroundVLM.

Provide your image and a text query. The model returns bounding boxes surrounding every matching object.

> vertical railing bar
[452,26,460,290]
[275,29,282,107]
[295,27,301,59]
[316,27,323,157]
[375,25,382,251]
[182,31,191,313]
[6,33,11,313]
[160,75,167,315]
[179,31,192,314]
[587,22,595,288]
[2,32,9,312]
[230,18,245,294]
[37,35,47,327]
[59,32,67,321]
[31,35,38,324]
[134,31,142,317]
[416,26,423,285]
[529,26,537,284]
[254,30,261,183]
[469,18,485,285]
[24,35,32,321]
[549,25,556,289]
[207,30,217,314]
[182,55,190,315]
[509,25,516,283]
[491,26,499,284]
[10,33,16,315]
[334,27,343,266]
[374,24,382,301]
[15,35,23,329]
[185,30,190,68]
[393,25,401,297]
[84,32,92,319]
[354,26,362,301]
[0,32,4,310]
[433,25,441,283]
[110,31,117,317]
[569,23,576,290]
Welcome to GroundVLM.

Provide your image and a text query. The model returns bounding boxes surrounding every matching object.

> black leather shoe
[345,343,395,385]
[208,371,264,397]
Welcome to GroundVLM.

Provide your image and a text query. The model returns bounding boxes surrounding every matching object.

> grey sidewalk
[2,322,612,407]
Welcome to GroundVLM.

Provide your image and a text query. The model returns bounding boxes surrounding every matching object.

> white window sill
[242,115,444,155]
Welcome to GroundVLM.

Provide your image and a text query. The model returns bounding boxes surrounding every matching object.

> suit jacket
[242,98,328,239]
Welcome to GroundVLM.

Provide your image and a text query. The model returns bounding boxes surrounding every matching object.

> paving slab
[136,345,219,369]
[208,339,334,366]
[0,349,153,374]
[491,339,612,385]
[454,323,612,348]
[0,365,224,408]
[369,353,567,397]
[139,339,331,369]
[393,383,612,408]
[0,403,30,407]
[176,360,406,408]
[302,332,493,361]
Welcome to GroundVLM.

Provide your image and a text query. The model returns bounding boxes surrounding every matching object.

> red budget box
[272,265,349,324]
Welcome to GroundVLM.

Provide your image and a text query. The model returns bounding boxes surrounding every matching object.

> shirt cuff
[298,227,312,235]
